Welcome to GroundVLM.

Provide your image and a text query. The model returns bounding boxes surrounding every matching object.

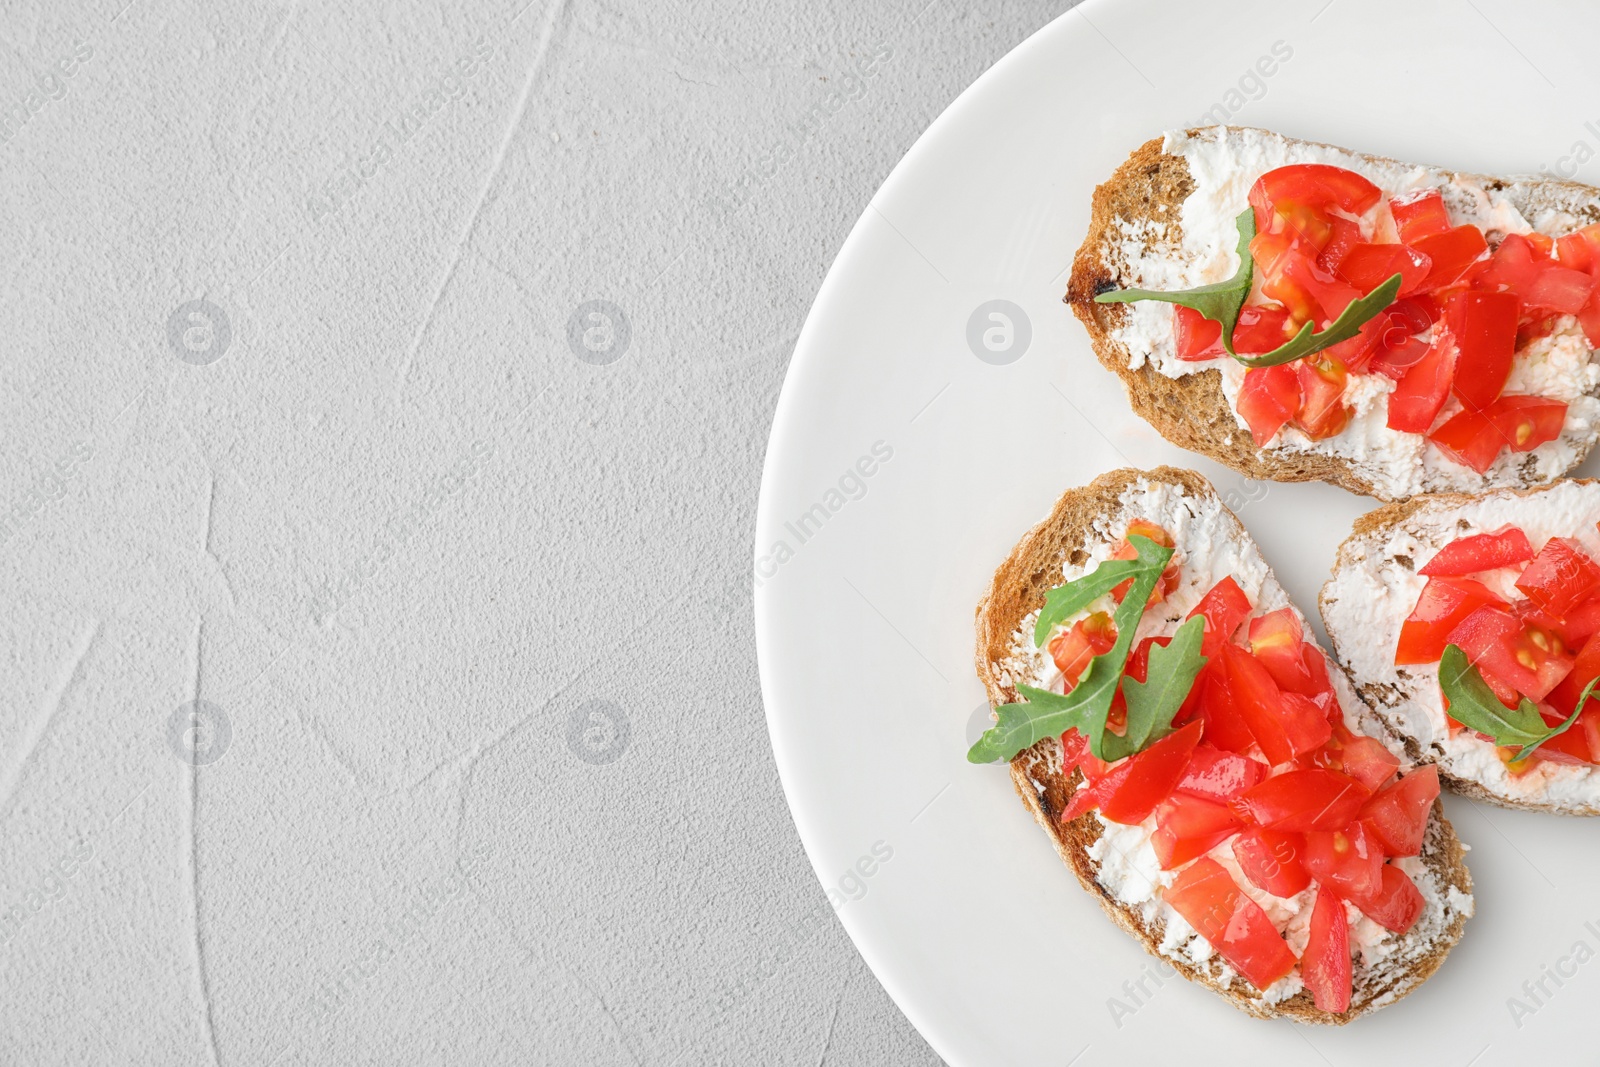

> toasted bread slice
[976,466,1473,1022]
[1322,479,1600,814]
[1065,127,1600,502]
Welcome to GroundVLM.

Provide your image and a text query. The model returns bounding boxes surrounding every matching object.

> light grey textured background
[0,1,1077,1063]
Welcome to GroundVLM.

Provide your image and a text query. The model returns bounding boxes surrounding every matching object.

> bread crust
[1322,479,1600,815]
[1065,129,1600,502]
[975,466,1472,1022]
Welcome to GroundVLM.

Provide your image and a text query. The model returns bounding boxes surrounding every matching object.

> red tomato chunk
[1163,858,1298,990]
[1302,888,1352,1013]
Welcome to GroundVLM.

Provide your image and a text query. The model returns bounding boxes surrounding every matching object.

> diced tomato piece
[1251,230,1338,327]
[1336,242,1430,296]
[1476,234,1594,314]
[1111,520,1180,606]
[1303,823,1384,899]
[1558,234,1593,272]
[1363,298,1435,378]
[1476,233,1545,297]
[1193,655,1261,757]
[1485,396,1566,452]
[1358,766,1440,857]
[1220,644,1302,765]
[1346,864,1425,934]
[1250,230,1321,325]
[1580,295,1600,349]
[1533,702,1595,764]
[1300,644,1340,707]
[1448,291,1520,411]
[1386,296,1437,336]
[1062,780,1104,822]
[1271,201,1337,251]
[1444,605,1530,700]
[1395,576,1506,665]
[1385,328,1456,434]
[1515,598,1595,651]
[1527,266,1595,314]
[1060,728,1110,782]
[1428,408,1504,473]
[1338,734,1402,793]
[1172,305,1222,360]
[1302,888,1352,1014]
[1448,604,1575,703]
[1518,314,1560,348]
[1563,597,1600,646]
[1120,519,1175,549]
[1233,305,1297,354]
[1549,629,1600,715]
[1232,769,1370,832]
[1163,858,1299,990]
[1176,744,1268,803]
[1281,692,1338,760]
[1125,635,1162,686]
[1412,225,1490,292]
[1151,793,1243,870]
[1557,223,1600,273]
[1390,189,1452,243]
[1237,364,1301,447]
[1517,537,1600,617]
[1251,164,1383,225]
[1047,611,1116,685]
[1304,720,1401,793]
[1095,720,1204,825]
[1247,609,1317,695]
[1328,311,1390,375]
[1232,827,1311,897]
[1419,526,1534,576]
[1187,576,1253,657]
[1294,357,1351,440]
[1184,304,1301,361]
[1282,252,1363,324]
[1318,216,1364,275]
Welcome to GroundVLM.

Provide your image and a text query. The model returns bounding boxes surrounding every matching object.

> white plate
[754,1,1600,1062]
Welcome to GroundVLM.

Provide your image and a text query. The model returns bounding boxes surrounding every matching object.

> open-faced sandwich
[1324,479,1600,814]
[971,467,1473,1021]
[1067,126,1600,501]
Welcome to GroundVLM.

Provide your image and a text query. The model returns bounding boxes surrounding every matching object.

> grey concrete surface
[0,0,1076,1062]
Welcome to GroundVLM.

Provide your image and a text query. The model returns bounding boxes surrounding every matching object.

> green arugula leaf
[1107,615,1208,761]
[1437,644,1585,761]
[968,535,1174,764]
[965,683,1095,765]
[1233,273,1404,368]
[1032,547,1166,646]
[1092,204,1405,370]
[1094,209,1256,358]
